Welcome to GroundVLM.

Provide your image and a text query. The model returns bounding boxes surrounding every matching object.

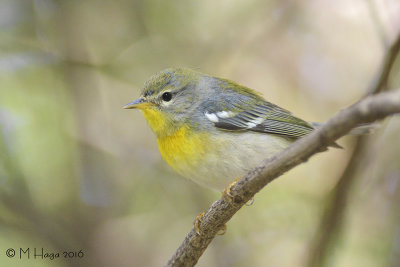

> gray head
[123,68,216,135]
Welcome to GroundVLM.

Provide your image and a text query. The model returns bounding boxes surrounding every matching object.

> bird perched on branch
[124,68,373,192]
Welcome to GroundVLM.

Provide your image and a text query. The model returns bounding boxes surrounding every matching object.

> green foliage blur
[0,0,399,266]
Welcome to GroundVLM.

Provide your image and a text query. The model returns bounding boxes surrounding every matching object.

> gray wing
[208,102,314,139]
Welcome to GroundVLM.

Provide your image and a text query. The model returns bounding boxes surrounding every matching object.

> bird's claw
[222,177,241,202]
[194,211,205,235]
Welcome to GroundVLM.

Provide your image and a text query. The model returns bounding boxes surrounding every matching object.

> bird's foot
[222,177,241,203]
[193,211,205,235]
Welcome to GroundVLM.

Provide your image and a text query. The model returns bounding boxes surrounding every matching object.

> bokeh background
[1,0,400,266]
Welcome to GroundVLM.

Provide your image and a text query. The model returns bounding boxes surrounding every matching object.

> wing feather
[201,79,314,139]
[209,102,314,139]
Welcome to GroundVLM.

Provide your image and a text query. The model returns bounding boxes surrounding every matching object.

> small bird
[124,68,369,191]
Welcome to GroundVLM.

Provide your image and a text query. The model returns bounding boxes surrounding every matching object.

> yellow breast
[157,126,209,173]
[141,108,208,173]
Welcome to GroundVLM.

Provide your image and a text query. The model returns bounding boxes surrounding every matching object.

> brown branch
[166,90,400,267]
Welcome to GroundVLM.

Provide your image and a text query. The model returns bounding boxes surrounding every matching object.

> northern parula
[123,68,331,190]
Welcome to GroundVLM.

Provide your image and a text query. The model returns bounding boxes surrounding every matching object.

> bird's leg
[222,177,241,202]
[193,211,205,235]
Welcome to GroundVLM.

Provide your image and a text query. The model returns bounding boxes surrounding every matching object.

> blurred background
[0,0,400,266]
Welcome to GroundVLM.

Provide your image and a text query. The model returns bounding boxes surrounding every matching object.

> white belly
[175,131,292,191]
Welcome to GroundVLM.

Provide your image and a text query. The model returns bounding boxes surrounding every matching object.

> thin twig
[166,90,400,267]
[366,32,400,95]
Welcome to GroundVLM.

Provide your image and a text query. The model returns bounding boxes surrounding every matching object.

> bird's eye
[162,92,172,102]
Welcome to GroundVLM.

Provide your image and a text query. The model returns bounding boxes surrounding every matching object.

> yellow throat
[141,109,208,172]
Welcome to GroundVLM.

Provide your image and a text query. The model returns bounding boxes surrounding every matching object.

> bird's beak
[123,97,152,109]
